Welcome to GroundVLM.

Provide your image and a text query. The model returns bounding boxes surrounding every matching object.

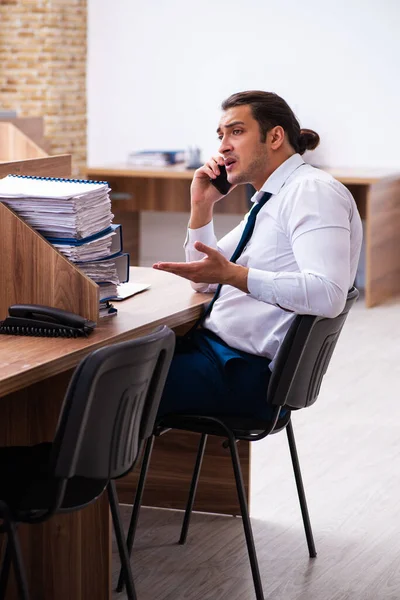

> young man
[154,91,362,420]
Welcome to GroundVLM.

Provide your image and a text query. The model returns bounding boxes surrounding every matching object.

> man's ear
[269,126,285,150]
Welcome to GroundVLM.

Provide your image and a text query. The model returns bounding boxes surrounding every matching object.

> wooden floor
[112,292,400,600]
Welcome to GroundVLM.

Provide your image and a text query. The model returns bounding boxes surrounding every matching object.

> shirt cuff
[184,221,216,247]
[247,268,276,303]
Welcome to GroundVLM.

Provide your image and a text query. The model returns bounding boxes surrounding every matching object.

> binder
[76,252,130,284]
[47,224,123,251]
[110,224,123,256]
[49,224,123,262]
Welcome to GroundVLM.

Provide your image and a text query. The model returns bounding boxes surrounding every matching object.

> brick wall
[0,0,87,176]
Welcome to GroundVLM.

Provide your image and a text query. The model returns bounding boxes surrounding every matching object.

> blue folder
[78,252,130,284]
[46,224,123,252]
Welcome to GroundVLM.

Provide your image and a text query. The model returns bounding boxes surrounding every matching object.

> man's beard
[230,153,268,186]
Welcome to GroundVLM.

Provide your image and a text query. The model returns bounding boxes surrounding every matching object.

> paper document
[112,282,151,301]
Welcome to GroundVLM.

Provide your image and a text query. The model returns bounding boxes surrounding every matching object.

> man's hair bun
[297,129,320,155]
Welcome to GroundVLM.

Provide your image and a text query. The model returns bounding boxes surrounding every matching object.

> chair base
[286,421,317,558]
[0,509,30,600]
[118,415,317,600]
[116,436,155,594]
[107,482,137,600]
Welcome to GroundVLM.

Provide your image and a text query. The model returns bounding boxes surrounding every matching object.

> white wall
[87,0,400,169]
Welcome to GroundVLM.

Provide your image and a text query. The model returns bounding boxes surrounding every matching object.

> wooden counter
[0,268,251,600]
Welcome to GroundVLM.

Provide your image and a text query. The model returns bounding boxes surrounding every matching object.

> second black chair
[0,325,175,600]
[118,287,359,600]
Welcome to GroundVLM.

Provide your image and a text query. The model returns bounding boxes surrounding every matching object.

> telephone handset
[0,304,96,338]
[210,164,232,195]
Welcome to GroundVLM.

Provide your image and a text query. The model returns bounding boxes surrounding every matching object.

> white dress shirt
[184,154,363,368]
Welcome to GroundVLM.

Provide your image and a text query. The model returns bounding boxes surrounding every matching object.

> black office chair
[118,288,359,600]
[0,325,175,600]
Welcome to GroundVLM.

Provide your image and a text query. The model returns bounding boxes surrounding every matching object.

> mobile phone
[210,164,232,195]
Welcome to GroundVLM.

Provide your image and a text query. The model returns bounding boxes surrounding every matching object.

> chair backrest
[267,287,359,410]
[50,326,175,480]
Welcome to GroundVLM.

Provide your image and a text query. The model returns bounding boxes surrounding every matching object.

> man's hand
[191,156,227,206]
[153,241,249,292]
[189,156,236,230]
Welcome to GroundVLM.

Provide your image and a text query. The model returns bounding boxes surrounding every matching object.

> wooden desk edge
[0,304,205,398]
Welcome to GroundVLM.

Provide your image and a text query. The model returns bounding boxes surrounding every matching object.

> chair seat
[0,443,106,516]
[157,410,291,438]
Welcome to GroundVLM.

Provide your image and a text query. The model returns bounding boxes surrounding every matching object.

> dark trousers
[157,329,278,421]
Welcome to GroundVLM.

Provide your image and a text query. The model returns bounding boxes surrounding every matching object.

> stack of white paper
[0,175,113,239]
[78,260,120,285]
[98,283,118,302]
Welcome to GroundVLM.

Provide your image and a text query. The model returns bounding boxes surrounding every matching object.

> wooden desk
[0,268,250,600]
[87,164,400,308]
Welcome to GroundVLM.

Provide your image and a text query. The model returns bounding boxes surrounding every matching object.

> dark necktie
[198,191,272,324]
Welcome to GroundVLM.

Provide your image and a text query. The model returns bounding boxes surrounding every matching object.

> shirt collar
[252,153,305,203]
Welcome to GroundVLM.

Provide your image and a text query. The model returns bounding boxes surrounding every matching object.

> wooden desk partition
[0,155,99,322]
[0,153,71,179]
[87,164,400,307]
[0,203,99,322]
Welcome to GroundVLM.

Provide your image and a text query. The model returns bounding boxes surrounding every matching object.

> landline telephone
[0,305,96,338]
